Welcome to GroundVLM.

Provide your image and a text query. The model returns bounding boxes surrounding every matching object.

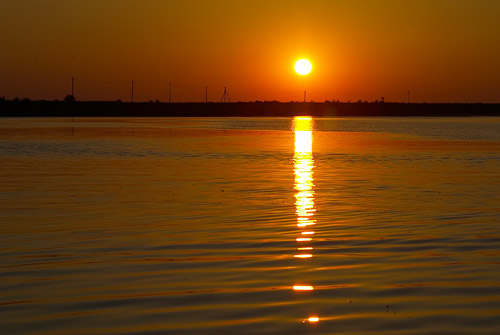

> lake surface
[1,116,499,335]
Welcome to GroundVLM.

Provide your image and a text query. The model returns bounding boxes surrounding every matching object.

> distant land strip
[1,100,500,117]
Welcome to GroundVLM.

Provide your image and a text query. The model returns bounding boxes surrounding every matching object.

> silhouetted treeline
[1,99,499,117]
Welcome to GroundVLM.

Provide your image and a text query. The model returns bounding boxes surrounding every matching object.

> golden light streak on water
[297,223,315,227]
[293,285,314,291]
[294,254,313,258]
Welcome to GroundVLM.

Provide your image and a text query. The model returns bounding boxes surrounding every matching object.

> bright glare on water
[1,116,500,334]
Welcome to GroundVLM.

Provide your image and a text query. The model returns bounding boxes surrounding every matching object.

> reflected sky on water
[1,117,500,334]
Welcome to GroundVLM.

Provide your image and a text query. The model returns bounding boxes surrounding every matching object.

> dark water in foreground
[1,117,499,335]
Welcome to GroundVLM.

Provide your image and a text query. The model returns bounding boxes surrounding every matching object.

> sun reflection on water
[293,116,316,260]
[308,316,320,323]
[292,116,319,322]
[293,285,314,291]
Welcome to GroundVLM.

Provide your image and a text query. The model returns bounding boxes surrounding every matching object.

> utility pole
[71,76,75,123]
[304,90,306,103]
[408,91,410,104]
[169,83,172,103]
[205,86,208,103]
[131,81,134,103]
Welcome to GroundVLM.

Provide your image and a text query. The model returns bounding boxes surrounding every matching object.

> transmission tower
[220,87,231,103]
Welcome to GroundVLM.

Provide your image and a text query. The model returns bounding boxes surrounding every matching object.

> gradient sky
[1,0,500,102]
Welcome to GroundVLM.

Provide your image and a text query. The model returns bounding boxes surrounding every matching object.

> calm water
[1,117,499,335]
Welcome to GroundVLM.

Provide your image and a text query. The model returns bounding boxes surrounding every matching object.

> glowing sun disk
[295,59,312,75]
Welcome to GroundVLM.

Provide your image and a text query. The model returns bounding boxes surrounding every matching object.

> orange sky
[1,0,500,102]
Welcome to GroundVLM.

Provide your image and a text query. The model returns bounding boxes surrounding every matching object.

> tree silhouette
[64,94,76,102]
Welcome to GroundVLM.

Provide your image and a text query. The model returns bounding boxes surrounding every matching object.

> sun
[295,59,312,75]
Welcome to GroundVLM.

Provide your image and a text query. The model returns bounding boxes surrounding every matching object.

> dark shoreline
[1,100,500,117]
